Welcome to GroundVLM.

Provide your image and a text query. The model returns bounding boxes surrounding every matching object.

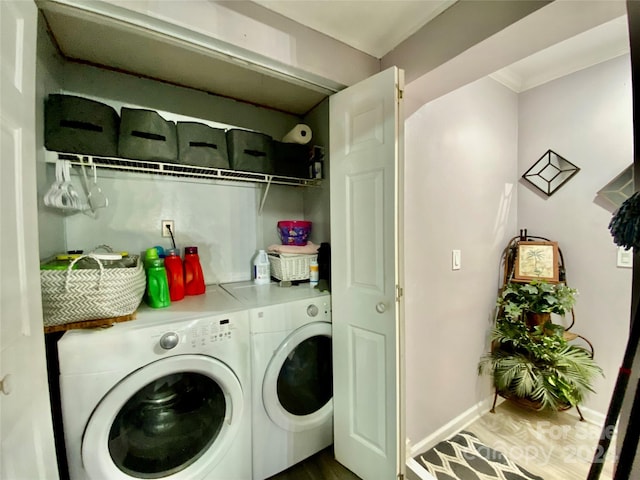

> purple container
[277,220,312,246]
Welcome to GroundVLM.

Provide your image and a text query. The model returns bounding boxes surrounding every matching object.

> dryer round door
[263,322,332,432]
[82,355,243,480]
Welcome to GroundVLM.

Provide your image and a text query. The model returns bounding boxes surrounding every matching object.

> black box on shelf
[177,122,229,169]
[226,129,273,174]
[44,94,120,156]
[309,145,325,179]
[272,141,312,178]
[118,108,177,162]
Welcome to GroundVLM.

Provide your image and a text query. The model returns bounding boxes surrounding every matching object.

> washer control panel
[188,318,233,348]
[155,317,236,351]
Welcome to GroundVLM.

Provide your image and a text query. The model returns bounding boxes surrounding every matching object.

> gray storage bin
[118,107,177,162]
[273,141,311,178]
[177,122,229,168]
[44,94,119,156]
[226,129,273,174]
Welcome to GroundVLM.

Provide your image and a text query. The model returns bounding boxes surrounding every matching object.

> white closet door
[330,66,405,480]
[1,1,59,478]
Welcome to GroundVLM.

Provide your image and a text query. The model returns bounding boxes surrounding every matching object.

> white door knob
[375,302,386,314]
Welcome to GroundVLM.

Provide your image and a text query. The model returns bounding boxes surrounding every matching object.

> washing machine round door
[263,322,332,432]
[82,355,243,479]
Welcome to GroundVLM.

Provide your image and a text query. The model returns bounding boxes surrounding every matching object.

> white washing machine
[221,282,332,480]
[57,285,252,480]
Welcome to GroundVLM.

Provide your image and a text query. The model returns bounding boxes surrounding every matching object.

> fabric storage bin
[177,122,229,168]
[226,129,273,174]
[273,141,312,178]
[40,254,146,327]
[118,107,177,162]
[45,94,120,156]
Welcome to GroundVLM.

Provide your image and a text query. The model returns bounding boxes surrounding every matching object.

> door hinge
[396,285,403,302]
[397,474,405,480]
[396,85,403,99]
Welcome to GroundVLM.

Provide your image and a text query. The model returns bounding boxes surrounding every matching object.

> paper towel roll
[282,124,312,144]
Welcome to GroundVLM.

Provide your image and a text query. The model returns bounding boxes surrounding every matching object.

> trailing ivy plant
[497,280,578,320]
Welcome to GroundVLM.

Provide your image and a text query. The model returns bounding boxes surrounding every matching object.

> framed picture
[514,241,559,283]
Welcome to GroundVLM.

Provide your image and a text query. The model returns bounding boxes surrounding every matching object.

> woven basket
[40,254,146,326]
[268,253,317,281]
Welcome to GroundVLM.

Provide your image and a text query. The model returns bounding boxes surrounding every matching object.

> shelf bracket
[259,176,273,215]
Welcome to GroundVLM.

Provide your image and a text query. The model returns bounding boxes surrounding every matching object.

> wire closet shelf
[45,151,322,188]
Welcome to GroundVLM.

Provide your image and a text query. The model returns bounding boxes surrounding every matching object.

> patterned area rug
[414,431,544,480]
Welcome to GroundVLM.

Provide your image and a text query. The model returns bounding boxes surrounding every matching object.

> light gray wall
[36,12,66,259]
[404,76,519,445]
[303,98,331,244]
[404,53,633,447]
[401,1,627,118]
[517,54,633,414]
[382,0,550,83]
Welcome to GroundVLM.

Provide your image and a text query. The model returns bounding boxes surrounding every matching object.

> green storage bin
[44,94,119,156]
[226,129,273,174]
[177,122,229,168]
[118,107,177,162]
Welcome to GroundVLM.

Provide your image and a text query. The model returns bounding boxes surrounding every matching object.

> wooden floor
[268,401,617,480]
[267,446,362,480]
[463,401,617,480]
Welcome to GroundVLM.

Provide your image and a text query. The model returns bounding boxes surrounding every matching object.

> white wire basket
[268,253,317,281]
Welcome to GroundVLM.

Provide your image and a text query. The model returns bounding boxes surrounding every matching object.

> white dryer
[57,285,252,480]
[221,282,332,480]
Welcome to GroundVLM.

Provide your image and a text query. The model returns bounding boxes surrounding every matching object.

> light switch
[452,250,461,270]
[617,246,633,268]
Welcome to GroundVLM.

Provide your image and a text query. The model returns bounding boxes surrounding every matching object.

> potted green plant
[497,280,577,328]
[478,280,603,412]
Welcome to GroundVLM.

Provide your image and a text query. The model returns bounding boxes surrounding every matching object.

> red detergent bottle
[184,246,206,296]
[164,248,185,301]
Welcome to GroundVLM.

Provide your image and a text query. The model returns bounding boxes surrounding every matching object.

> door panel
[348,171,385,291]
[1,1,59,478]
[330,66,404,480]
[350,325,386,453]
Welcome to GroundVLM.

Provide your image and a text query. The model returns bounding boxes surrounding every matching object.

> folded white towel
[267,241,319,254]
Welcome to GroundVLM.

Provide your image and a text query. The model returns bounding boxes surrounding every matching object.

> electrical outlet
[617,246,633,268]
[162,220,174,238]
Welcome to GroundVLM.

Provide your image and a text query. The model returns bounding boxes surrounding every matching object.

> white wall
[517,54,633,414]
[96,0,379,87]
[404,76,519,444]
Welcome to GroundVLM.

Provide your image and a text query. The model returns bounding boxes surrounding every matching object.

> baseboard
[406,457,435,480]
[405,397,498,480]
[579,406,619,435]
[407,395,499,458]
